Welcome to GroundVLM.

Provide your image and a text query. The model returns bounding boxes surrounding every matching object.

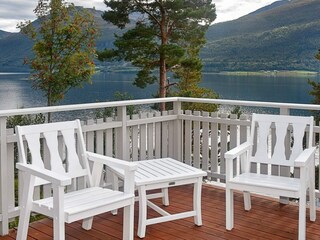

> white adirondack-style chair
[15,120,137,240]
[225,114,316,240]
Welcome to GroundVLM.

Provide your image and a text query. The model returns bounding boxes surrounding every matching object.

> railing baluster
[210,112,219,181]
[220,113,228,182]
[116,106,127,160]
[239,114,248,174]
[0,116,8,235]
[184,110,192,165]
[131,114,139,161]
[6,129,14,223]
[202,112,210,172]
[173,102,182,161]
[161,111,168,158]
[168,110,174,158]
[193,111,201,168]
[147,113,154,160]
[154,112,161,159]
[229,114,238,177]
[139,112,147,160]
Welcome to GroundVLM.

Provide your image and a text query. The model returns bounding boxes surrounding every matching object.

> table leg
[193,177,202,226]
[138,185,147,238]
[162,187,169,206]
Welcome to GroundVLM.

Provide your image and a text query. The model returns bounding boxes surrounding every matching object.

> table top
[112,158,207,186]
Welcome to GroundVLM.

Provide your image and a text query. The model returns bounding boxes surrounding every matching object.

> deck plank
[1,184,320,239]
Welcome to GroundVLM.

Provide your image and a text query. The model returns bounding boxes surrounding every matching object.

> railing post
[0,116,8,235]
[173,101,182,161]
[280,107,290,204]
[117,106,128,160]
[280,107,289,115]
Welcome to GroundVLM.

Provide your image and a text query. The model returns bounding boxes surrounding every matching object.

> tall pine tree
[98,0,216,110]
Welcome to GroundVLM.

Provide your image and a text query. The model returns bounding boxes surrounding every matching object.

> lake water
[0,72,319,114]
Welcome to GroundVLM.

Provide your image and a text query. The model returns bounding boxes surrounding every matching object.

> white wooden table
[111,157,207,238]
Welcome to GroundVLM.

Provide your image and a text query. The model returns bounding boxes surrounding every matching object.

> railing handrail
[0,97,319,117]
[178,97,320,111]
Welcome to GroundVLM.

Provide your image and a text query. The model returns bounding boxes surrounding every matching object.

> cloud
[0,0,277,32]
[0,0,107,32]
[214,0,276,23]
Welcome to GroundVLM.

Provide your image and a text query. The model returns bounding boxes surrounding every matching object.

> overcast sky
[0,0,277,32]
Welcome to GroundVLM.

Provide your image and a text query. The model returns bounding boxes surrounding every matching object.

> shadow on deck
[1,184,320,240]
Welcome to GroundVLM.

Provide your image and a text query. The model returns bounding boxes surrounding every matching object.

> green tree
[308,49,320,120]
[98,0,216,110]
[18,0,97,121]
[95,91,139,119]
[170,42,219,112]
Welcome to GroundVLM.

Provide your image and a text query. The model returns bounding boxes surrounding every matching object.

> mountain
[202,0,320,72]
[0,30,12,39]
[1,1,320,72]
[0,7,131,72]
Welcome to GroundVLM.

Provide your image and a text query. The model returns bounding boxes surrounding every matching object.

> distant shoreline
[0,72,29,75]
[1,70,319,77]
[204,70,319,77]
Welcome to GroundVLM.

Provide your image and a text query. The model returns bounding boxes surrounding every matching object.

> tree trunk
[159,8,167,112]
[159,53,166,111]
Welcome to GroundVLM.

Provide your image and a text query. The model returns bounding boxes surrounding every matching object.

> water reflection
[0,72,318,116]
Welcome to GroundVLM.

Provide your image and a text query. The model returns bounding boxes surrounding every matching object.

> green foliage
[7,114,45,129]
[170,41,219,112]
[95,91,139,119]
[18,0,98,111]
[231,106,242,118]
[7,113,45,167]
[308,48,320,121]
[99,0,216,108]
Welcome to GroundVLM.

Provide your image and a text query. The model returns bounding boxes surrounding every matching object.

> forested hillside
[0,7,130,72]
[202,0,320,72]
[0,30,12,39]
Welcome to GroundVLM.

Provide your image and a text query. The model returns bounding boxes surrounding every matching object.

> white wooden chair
[15,120,137,240]
[225,114,316,240]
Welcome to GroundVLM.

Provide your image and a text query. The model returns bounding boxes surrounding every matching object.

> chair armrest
[294,147,316,167]
[16,163,71,186]
[225,142,252,160]
[86,152,137,172]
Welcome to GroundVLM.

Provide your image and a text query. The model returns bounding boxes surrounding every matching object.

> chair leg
[17,174,35,240]
[82,217,93,230]
[226,187,234,230]
[243,191,251,211]
[309,171,316,222]
[53,186,65,240]
[162,188,169,206]
[138,185,147,238]
[111,173,119,215]
[193,178,203,226]
[298,194,307,240]
[123,204,134,240]
[309,187,316,222]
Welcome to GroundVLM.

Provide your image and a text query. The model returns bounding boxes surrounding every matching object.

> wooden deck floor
[1,184,320,240]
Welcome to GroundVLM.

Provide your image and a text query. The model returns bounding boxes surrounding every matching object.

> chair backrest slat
[60,129,84,175]
[16,119,91,189]
[290,123,306,161]
[24,133,45,169]
[250,114,313,167]
[270,122,288,163]
[43,131,66,174]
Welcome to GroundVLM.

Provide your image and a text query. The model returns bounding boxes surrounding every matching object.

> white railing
[0,97,320,235]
